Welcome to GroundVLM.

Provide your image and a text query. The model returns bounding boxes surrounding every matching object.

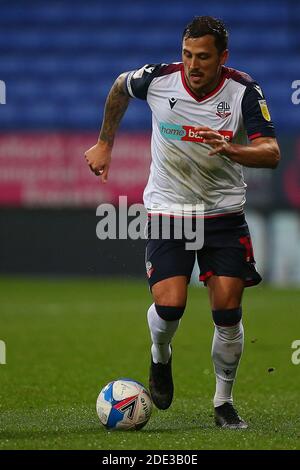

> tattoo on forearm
[99,75,130,144]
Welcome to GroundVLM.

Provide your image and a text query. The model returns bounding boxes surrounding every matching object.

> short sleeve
[125,64,163,100]
[241,83,276,141]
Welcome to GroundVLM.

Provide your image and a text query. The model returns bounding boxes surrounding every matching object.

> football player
[85,16,280,428]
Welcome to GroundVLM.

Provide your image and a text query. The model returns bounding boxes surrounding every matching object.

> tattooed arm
[85,73,131,183]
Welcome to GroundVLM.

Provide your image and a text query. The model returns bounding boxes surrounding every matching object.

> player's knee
[212,307,242,326]
[152,289,187,307]
[155,304,185,321]
[152,279,187,307]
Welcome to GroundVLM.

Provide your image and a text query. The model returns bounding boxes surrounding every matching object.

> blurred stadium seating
[0,0,299,130]
[0,0,299,284]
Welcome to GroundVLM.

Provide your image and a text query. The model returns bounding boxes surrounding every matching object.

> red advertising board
[1,132,299,210]
[0,132,151,207]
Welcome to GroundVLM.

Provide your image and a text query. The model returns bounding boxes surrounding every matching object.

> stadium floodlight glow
[0,80,6,104]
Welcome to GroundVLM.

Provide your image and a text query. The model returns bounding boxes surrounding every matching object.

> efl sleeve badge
[258,99,271,122]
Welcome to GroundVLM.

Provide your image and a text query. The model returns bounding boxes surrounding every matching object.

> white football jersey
[125,63,275,216]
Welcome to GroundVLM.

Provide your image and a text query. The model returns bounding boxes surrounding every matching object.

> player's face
[182,35,228,96]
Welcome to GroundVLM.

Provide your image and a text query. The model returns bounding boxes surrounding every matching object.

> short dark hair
[182,16,228,54]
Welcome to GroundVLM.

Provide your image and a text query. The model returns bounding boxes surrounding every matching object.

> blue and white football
[96,379,152,430]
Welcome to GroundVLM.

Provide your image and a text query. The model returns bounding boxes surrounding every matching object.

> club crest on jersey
[216,101,231,118]
[258,99,271,122]
[146,261,154,279]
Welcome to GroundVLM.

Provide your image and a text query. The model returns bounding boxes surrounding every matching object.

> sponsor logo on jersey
[169,97,178,109]
[216,101,231,118]
[159,122,233,142]
[258,99,271,122]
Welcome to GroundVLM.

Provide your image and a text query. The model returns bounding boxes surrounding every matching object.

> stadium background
[0,0,299,284]
[0,0,300,451]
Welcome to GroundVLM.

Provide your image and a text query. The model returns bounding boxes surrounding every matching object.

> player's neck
[189,68,223,99]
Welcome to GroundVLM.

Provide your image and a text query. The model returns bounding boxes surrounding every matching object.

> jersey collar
[180,64,226,103]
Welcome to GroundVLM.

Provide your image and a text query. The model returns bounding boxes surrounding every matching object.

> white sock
[211,321,244,408]
[147,303,180,364]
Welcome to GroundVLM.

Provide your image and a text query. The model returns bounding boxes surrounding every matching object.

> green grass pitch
[0,277,299,450]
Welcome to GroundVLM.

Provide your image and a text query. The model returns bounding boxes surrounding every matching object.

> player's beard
[186,68,222,97]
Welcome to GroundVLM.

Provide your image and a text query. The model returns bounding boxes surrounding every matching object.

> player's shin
[147,303,181,364]
[211,308,244,407]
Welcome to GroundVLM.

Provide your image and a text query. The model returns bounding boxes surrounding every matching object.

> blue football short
[145,213,262,289]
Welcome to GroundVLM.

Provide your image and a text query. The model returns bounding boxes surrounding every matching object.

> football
[96,379,153,430]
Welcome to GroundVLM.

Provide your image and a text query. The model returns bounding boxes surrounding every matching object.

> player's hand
[195,126,231,156]
[84,141,112,183]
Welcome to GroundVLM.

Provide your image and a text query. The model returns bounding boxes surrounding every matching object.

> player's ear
[220,49,229,65]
